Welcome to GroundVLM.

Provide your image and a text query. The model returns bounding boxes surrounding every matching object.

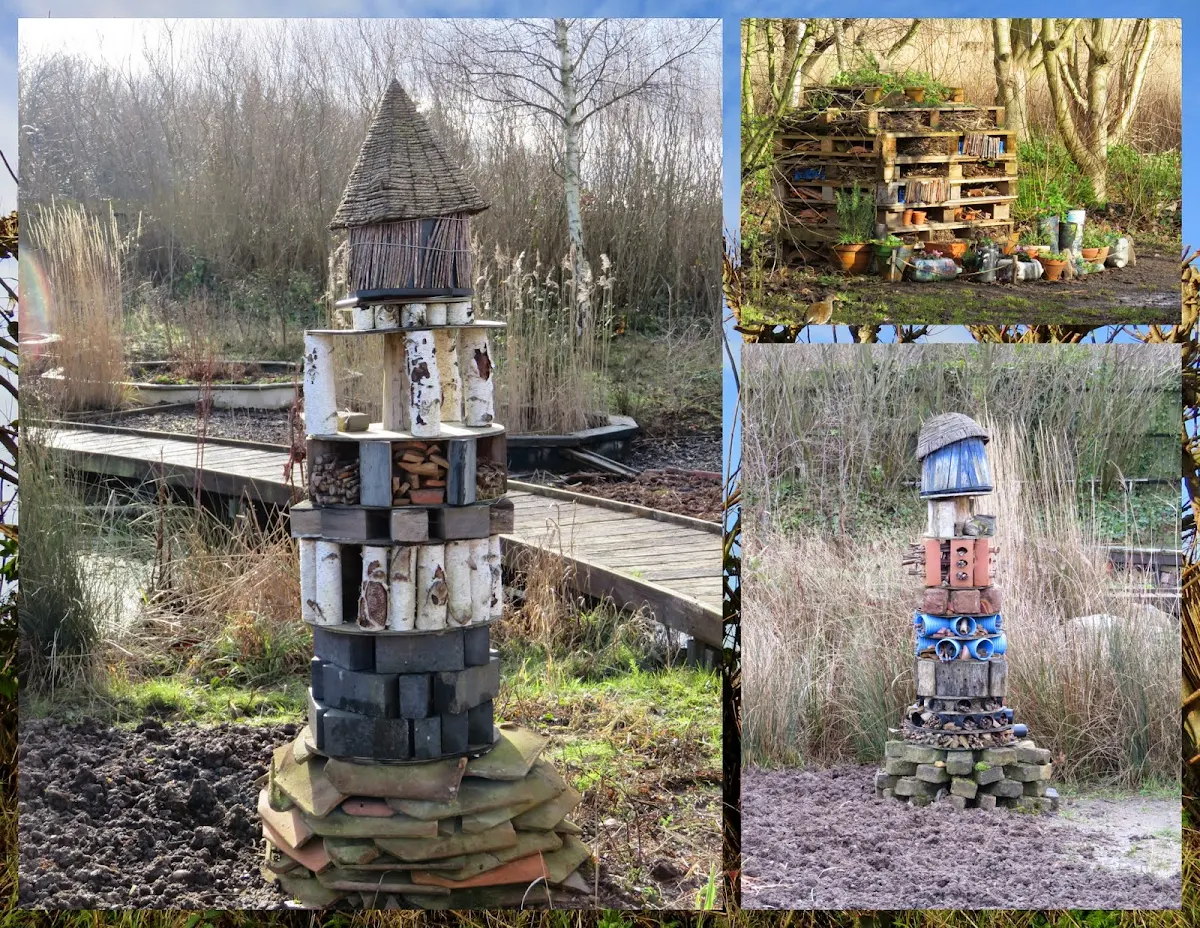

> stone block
[442,711,470,754]
[468,701,494,745]
[973,764,1004,785]
[398,673,433,718]
[875,771,899,792]
[950,777,978,799]
[973,538,992,586]
[312,626,375,672]
[909,794,932,807]
[310,657,327,700]
[948,795,968,811]
[1005,763,1052,783]
[434,657,501,714]
[980,747,1016,766]
[915,764,950,784]
[881,788,894,801]
[359,441,394,508]
[375,628,465,674]
[895,777,935,797]
[463,625,491,667]
[921,588,950,615]
[1014,744,1052,765]
[982,778,1023,799]
[1045,787,1060,811]
[1014,796,1042,814]
[1023,780,1049,797]
[900,744,943,765]
[979,586,1003,613]
[1035,797,1056,813]
[322,664,399,719]
[945,751,974,776]
[413,717,442,760]
[308,689,326,746]
[884,758,917,777]
[949,589,981,614]
[884,740,907,758]
[924,539,944,585]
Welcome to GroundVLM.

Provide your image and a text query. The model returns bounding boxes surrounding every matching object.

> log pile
[392,441,449,506]
[311,453,361,506]
[476,459,506,501]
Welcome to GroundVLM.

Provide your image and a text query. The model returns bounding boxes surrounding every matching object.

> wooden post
[447,301,473,324]
[469,537,491,621]
[445,540,474,627]
[314,541,343,626]
[927,499,957,538]
[388,546,417,631]
[487,535,503,620]
[416,543,448,630]
[299,538,317,624]
[401,303,428,327]
[382,334,407,432]
[353,304,376,330]
[359,545,390,630]
[435,330,463,423]
[303,334,338,435]
[404,331,442,437]
[427,302,448,325]
[461,330,494,426]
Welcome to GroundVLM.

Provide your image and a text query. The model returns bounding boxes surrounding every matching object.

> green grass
[606,329,720,439]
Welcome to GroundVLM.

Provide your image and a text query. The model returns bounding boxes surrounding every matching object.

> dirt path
[741,765,1181,910]
[742,254,1180,328]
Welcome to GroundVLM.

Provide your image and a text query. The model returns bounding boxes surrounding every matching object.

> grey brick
[977,793,998,811]
[372,717,413,761]
[398,673,433,718]
[433,656,500,714]
[321,708,375,758]
[312,626,375,672]
[944,752,974,776]
[468,701,494,745]
[375,628,465,674]
[463,625,491,667]
[441,711,469,754]
[413,717,441,760]
[982,778,1023,798]
[307,689,326,746]
[322,664,399,719]
[974,764,1004,785]
[310,658,327,701]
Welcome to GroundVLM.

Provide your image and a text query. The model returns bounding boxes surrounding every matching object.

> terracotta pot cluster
[902,208,927,227]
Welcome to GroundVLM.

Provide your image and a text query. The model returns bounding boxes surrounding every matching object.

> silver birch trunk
[461,329,495,426]
[401,303,428,327]
[387,545,417,631]
[427,302,448,325]
[375,303,399,328]
[469,537,491,622]
[358,545,390,631]
[445,540,474,627]
[303,334,338,435]
[416,543,449,630]
[314,541,343,626]
[487,534,503,620]
[352,304,375,330]
[404,330,442,437]
[299,538,317,624]
[435,330,463,423]
[447,301,473,324]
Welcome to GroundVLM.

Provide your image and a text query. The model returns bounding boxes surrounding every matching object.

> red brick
[974,538,992,586]
[921,587,950,615]
[949,540,976,588]
[949,589,981,614]
[979,586,1004,613]
[924,539,943,587]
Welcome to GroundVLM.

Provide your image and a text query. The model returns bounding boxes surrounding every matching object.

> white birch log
[313,541,343,626]
[358,545,390,631]
[375,303,399,328]
[401,303,428,327]
[427,302,448,325]
[387,546,417,631]
[435,330,463,423]
[461,329,494,426]
[487,535,503,620]
[382,333,408,432]
[404,330,442,437]
[352,304,376,330]
[300,538,317,624]
[303,334,338,435]
[447,301,473,324]
[445,540,474,627]
[469,537,491,622]
[416,543,448,630]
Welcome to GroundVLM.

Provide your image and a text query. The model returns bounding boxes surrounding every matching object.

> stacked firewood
[392,440,448,505]
[476,459,507,500]
[310,452,360,505]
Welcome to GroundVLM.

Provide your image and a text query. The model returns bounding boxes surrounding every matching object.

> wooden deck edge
[507,480,721,535]
[40,419,294,454]
[500,536,722,649]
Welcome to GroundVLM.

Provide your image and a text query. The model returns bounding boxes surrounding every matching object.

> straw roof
[330,79,487,229]
[916,413,989,461]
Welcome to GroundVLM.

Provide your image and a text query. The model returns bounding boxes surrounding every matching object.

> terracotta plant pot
[1037,257,1067,281]
[862,87,884,104]
[904,86,926,102]
[902,209,915,226]
[831,243,872,275]
[945,240,968,261]
[1096,246,1110,263]
[910,210,927,226]
[1081,247,1102,261]
[948,87,965,103]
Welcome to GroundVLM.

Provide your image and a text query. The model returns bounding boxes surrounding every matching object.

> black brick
[433,656,500,714]
[441,711,469,754]
[307,689,326,746]
[398,673,433,718]
[468,701,494,746]
[463,625,491,666]
[321,708,375,758]
[375,628,465,674]
[413,716,441,760]
[322,664,399,719]
[312,626,374,671]
[310,657,327,700]
[372,717,412,761]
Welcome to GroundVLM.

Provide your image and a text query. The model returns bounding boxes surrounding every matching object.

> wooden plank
[508,481,721,534]
[624,564,717,582]
[447,439,477,506]
[359,441,393,508]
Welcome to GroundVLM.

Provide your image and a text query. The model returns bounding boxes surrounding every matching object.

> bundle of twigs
[346,215,472,291]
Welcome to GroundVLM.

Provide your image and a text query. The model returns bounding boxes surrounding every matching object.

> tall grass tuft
[25,201,132,411]
[17,430,108,693]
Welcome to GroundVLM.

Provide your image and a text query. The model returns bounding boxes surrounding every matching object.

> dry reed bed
[740,346,1179,786]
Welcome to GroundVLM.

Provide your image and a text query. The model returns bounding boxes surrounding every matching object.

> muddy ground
[741,253,1181,329]
[18,716,712,910]
[554,469,722,523]
[741,765,1181,910]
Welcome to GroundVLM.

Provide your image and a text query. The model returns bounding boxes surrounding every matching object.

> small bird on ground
[804,293,838,325]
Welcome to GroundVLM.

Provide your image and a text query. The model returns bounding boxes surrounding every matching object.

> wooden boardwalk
[34,422,723,646]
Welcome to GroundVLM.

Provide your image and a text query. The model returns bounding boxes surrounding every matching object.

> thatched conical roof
[330,79,487,229]
[916,413,989,461]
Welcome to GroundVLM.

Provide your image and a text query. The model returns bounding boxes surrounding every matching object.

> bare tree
[432,18,717,333]
[1040,18,1156,203]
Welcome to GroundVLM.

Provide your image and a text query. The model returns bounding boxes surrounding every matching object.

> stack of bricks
[257,78,590,908]
[876,413,1058,813]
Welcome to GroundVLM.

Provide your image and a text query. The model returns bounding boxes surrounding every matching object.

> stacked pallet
[878,413,1057,812]
[261,78,590,908]
[775,86,1017,252]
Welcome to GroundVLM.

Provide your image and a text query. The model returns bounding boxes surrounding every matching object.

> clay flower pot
[902,209,915,226]
[910,210,927,226]
[1037,256,1068,281]
[1081,247,1102,261]
[830,243,872,275]
[862,87,884,104]
[945,240,968,261]
[904,86,926,103]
